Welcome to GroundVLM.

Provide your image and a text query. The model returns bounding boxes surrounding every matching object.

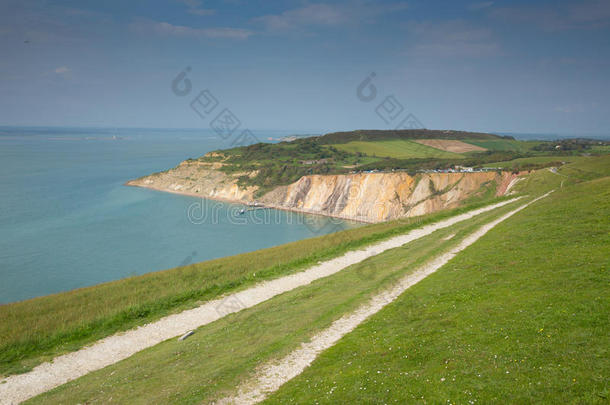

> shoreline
[124,181,375,224]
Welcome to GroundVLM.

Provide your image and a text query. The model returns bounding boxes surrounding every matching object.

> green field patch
[484,155,584,169]
[330,140,464,159]
[464,139,541,153]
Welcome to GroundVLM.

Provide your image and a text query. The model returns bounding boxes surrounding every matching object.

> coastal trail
[218,192,553,404]
[0,197,522,404]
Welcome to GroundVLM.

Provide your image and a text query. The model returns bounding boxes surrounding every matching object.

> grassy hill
[315,129,507,144]
[194,129,608,196]
[5,155,608,404]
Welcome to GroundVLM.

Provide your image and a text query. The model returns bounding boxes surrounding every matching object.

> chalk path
[218,192,552,404]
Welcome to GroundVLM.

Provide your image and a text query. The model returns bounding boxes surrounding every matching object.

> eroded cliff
[127,161,517,223]
[260,171,514,222]
[126,160,259,202]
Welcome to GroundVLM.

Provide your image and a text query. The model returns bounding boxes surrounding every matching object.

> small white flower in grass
[441,377,445,382]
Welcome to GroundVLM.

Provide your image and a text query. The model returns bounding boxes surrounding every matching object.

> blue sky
[1,0,609,135]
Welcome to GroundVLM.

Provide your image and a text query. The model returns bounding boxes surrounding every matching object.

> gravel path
[0,197,521,405]
[218,192,552,404]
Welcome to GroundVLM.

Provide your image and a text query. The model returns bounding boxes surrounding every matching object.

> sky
[1,0,609,135]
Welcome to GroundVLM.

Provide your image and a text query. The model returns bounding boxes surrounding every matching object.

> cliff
[126,161,259,202]
[127,161,517,223]
[260,171,515,222]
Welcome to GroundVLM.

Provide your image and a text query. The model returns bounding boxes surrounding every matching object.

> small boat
[239,208,246,215]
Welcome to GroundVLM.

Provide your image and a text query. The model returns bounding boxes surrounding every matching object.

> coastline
[124,181,375,224]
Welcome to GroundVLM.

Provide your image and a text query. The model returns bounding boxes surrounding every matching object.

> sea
[0,127,360,304]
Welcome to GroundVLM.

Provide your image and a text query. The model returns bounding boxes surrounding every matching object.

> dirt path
[0,197,522,405]
[547,167,568,188]
[218,192,552,405]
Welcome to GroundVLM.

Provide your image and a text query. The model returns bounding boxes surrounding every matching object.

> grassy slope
[330,140,463,159]
[464,138,541,152]
[484,155,585,169]
[26,198,526,404]
[0,195,513,377]
[264,160,610,404]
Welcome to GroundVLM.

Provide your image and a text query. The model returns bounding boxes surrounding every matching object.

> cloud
[254,1,408,31]
[188,8,215,16]
[554,102,596,114]
[407,20,499,57]
[468,2,494,11]
[130,19,252,39]
[491,0,610,31]
[176,0,215,16]
[254,4,345,30]
[54,66,70,74]
[568,0,610,24]
[0,2,110,45]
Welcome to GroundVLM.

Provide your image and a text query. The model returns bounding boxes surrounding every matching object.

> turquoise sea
[0,127,359,304]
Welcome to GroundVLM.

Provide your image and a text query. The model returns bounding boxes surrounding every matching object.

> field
[463,138,541,152]
[13,155,610,404]
[414,139,487,153]
[330,139,464,159]
[484,155,584,169]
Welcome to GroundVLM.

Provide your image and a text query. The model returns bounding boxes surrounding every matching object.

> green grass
[512,154,610,195]
[25,198,525,404]
[331,140,464,159]
[0,194,514,378]
[264,170,610,404]
[559,155,610,182]
[590,144,610,154]
[464,139,541,152]
[483,155,584,169]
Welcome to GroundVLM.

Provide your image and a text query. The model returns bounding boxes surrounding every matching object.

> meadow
[463,138,541,152]
[329,139,463,159]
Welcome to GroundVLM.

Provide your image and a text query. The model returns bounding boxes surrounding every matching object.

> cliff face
[128,161,515,223]
[260,171,512,222]
[126,161,258,202]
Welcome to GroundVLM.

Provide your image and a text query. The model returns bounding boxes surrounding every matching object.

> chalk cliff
[127,161,515,223]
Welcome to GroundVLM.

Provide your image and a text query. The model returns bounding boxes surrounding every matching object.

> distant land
[127,129,610,222]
